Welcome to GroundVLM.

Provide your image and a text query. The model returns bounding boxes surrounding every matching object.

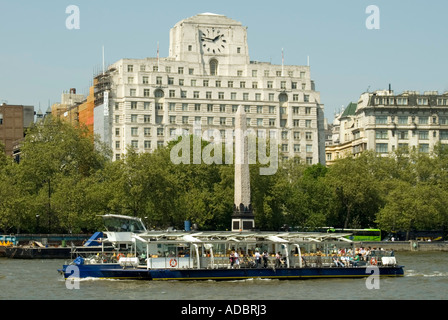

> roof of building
[340,102,357,118]
[175,13,243,27]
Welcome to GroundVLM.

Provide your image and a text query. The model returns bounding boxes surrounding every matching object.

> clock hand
[212,34,222,42]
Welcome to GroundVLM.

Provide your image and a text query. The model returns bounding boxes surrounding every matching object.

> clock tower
[168,13,250,76]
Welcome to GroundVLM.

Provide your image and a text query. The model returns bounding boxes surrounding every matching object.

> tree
[376,181,448,237]
[325,152,385,229]
[12,117,111,233]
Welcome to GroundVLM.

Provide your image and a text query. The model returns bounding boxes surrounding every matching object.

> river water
[0,251,447,300]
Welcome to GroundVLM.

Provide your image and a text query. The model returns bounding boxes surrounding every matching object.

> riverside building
[93,13,326,164]
[326,88,448,164]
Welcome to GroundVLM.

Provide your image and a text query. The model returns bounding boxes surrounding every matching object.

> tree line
[0,117,447,237]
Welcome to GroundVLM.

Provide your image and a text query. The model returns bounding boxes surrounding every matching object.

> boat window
[103,216,146,233]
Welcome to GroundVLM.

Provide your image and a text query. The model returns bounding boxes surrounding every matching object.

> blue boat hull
[60,264,404,281]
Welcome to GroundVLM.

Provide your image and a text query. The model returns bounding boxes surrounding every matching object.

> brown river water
[0,251,447,300]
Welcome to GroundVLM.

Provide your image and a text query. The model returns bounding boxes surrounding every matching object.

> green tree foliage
[1,118,447,235]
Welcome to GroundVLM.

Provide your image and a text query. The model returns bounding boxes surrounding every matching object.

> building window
[419,144,429,153]
[178,67,184,74]
[142,76,149,84]
[210,59,218,76]
[131,127,138,136]
[376,143,388,153]
[418,117,428,125]
[398,131,408,139]
[397,98,408,105]
[144,89,150,97]
[440,131,448,140]
[398,116,408,125]
[144,128,151,137]
[127,65,133,72]
[417,98,429,106]
[305,132,312,140]
[437,98,448,106]
[376,130,388,139]
[375,116,387,124]
[418,130,429,140]
[131,101,138,110]
[144,141,151,150]
[157,128,164,136]
[306,145,313,153]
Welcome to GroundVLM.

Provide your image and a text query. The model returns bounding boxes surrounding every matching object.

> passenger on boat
[350,254,360,267]
[316,249,322,267]
[229,250,235,268]
[332,256,345,267]
[255,250,261,268]
[234,251,240,268]
[262,251,269,268]
[275,252,282,268]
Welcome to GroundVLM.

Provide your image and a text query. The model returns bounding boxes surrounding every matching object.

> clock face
[200,28,226,54]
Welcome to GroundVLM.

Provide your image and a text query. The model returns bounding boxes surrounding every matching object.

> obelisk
[232,105,254,232]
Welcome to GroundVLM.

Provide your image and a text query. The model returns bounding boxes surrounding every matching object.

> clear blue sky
[1,0,447,122]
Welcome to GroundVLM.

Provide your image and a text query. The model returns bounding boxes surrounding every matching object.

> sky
[1,0,447,122]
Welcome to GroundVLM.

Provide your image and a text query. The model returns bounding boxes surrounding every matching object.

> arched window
[210,59,218,76]
[279,93,288,102]
[154,89,165,98]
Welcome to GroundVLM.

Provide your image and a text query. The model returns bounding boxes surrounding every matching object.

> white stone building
[94,13,326,164]
[326,88,448,164]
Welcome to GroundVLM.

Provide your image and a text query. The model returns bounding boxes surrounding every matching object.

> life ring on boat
[117,253,125,261]
[370,257,377,265]
[169,259,178,267]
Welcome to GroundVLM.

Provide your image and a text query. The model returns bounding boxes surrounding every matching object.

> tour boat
[59,214,404,281]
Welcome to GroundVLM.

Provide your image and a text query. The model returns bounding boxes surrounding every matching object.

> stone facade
[93,13,325,164]
[0,103,34,157]
[326,89,448,163]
